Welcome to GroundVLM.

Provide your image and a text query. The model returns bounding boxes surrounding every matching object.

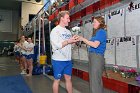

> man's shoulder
[52,25,60,31]
[51,26,59,34]
[51,25,70,34]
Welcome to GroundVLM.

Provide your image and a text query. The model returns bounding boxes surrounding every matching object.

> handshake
[67,35,83,44]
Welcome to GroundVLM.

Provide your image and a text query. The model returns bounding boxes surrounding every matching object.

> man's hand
[68,35,79,44]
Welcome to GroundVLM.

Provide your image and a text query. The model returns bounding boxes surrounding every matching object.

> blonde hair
[57,11,70,21]
[93,16,107,35]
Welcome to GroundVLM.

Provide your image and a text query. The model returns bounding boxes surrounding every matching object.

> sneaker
[20,70,27,75]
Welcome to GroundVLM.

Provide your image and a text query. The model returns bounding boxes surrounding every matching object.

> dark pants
[89,52,105,93]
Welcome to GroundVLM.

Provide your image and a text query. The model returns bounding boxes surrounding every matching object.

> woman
[79,16,107,93]
[25,38,34,76]
[18,36,28,75]
[14,40,21,63]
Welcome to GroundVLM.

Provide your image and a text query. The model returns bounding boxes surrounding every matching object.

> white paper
[116,36,137,67]
[82,15,93,40]
[79,45,89,62]
[138,35,140,68]
[72,45,80,60]
[106,8,125,38]
[125,1,140,36]
[104,38,116,65]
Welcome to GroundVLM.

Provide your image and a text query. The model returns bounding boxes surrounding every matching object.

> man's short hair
[57,11,70,21]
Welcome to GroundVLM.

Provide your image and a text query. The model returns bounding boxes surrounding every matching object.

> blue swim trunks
[52,60,73,80]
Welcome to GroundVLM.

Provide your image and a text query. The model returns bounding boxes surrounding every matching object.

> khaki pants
[89,52,105,93]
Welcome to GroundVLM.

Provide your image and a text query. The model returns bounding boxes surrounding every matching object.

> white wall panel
[106,8,125,38]
[0,10,12,32]
[125,1,140,36]
[116,36,137,67]
[105,38,116,65]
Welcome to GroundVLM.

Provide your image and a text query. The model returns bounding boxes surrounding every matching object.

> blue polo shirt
[88,28,107,55]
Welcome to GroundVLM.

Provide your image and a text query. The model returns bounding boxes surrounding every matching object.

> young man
[50,11,79,93]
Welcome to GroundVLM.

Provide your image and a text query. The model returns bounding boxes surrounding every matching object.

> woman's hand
[77,35,100,48]
[76,35,84,41]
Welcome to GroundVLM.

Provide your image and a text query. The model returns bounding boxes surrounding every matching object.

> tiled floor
[0,57,118,93]
[0,57,66,93]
